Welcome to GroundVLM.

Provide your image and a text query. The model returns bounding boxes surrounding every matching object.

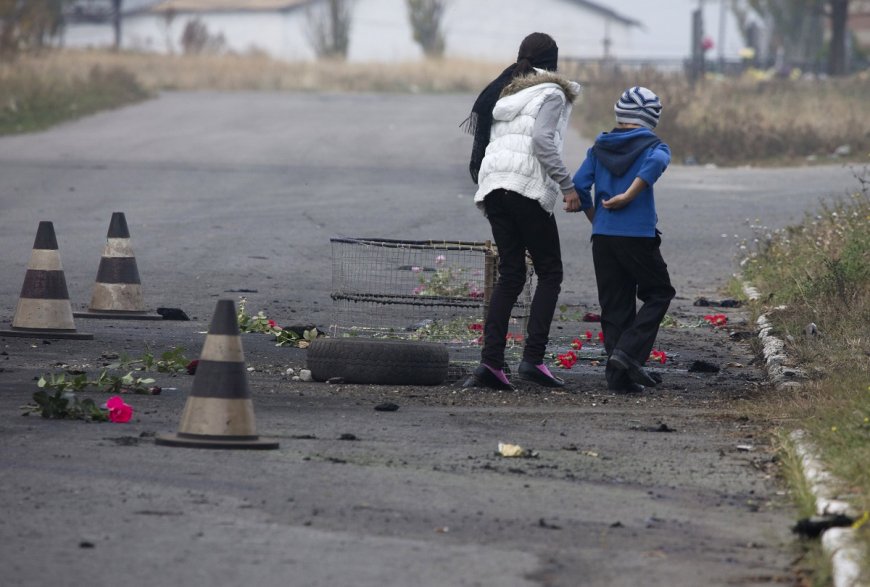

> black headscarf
[462,33,559,183]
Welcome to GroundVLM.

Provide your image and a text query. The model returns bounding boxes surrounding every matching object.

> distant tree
[406,0,446,58]
[733,0,852,75]
[0,0,67,59]
[306,0,353,59]
[162,6,176,54]
[180,18,226,55]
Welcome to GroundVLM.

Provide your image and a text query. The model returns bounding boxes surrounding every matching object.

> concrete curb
[742,281,867,587]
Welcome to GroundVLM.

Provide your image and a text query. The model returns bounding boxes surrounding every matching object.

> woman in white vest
[462,32,593,390]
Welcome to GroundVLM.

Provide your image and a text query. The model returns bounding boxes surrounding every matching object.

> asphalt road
[0,92,863,587]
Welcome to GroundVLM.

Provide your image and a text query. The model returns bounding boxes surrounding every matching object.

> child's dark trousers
[592,234,675,382]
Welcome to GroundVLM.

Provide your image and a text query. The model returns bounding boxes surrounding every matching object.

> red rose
[106,396,133,423]
[185,359,199,375]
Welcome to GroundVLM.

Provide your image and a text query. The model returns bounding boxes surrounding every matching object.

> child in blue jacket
[573,87,676,392]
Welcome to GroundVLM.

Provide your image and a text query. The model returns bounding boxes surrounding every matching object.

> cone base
[74,310,163,321]
[0,327,93,340]
[155,433,279,450]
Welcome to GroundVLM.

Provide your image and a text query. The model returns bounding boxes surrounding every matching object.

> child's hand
[563,189,581,213]
[602,193,632,210]
[602,178,647,210]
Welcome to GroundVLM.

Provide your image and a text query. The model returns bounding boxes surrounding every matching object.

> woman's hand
[563,189,580,212]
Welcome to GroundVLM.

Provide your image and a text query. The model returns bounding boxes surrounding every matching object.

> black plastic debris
[792,514,855,538]
[374,402,400,412]
[693,297,742,308]
[688,360,720,373]
[156,307,190,321]
[538,518,562,530]
[630,422,677,433]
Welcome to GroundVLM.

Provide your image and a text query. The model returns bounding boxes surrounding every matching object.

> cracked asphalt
[0,92,861,586]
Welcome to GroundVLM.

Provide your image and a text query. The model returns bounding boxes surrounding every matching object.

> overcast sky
[607,0,746,59]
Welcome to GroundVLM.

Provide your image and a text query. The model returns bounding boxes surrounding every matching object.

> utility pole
[828,0,850,76]
[718,0,726,72]
[112,0,123,51]
[690,5,705,84]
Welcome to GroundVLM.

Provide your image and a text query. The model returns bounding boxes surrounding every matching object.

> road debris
[498,442,538,458]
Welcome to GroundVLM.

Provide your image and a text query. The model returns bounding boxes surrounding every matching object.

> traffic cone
[0,221,92,340]
[156,299,278,450]
[74,212,161,320]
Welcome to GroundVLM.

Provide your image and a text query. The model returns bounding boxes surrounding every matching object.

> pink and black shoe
[462,364,515,391]
[518,361,565,388]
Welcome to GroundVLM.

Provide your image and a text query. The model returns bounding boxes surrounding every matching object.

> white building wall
[119,11,315,59]
[62,0,638,62]
[347,0,424,61]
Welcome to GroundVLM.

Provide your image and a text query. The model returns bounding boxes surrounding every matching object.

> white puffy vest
[474,82,573,214]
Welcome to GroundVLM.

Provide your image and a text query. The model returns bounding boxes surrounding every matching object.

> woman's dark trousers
[482,189,563,369]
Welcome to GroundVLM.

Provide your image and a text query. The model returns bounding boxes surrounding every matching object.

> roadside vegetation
[739,175,870,576]
[568,67,870,167]
[0,57,149,135]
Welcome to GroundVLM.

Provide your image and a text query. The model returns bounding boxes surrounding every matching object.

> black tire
[306,338,448,385]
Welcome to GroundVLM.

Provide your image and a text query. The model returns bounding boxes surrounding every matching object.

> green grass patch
[741,178,870,580]
[0,63,150,135]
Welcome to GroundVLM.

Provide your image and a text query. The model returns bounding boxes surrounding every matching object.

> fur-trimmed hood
[492,69,581,123]
[500,70,582,103]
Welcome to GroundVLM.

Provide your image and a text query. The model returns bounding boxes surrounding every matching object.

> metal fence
[329,237,533,366]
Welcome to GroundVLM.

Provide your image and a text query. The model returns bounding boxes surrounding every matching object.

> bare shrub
[566,65,870,165]
[180,18,226,55]
[406,0,446,58]
[0,0,65,59]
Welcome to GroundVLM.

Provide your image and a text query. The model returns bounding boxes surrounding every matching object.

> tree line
[0,0,448,60]
[732,0,857,75]
[1,0,861,75]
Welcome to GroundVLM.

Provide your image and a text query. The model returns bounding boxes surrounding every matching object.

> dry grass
[740,180,870,579]
[566,66,870,166]
[0,56,150,134]
[8,49,502,93]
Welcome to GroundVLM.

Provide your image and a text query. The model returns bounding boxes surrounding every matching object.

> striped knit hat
[614,86,662,129]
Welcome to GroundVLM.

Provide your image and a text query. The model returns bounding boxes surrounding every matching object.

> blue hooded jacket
[573,127,670,237]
